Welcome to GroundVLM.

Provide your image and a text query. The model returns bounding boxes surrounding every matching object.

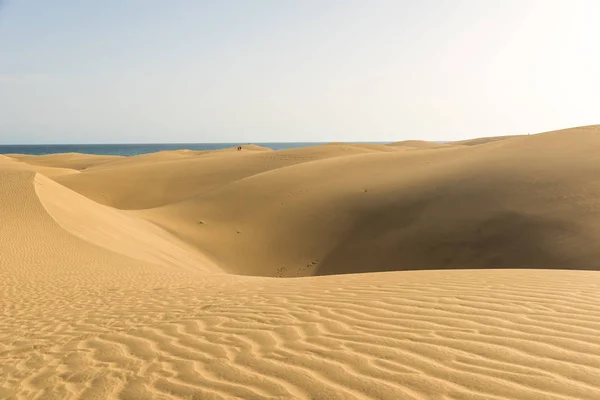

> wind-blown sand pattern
[2,126,600,399]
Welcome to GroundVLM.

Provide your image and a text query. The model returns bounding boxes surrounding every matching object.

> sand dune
[130,125,600,277]
[35,173,219,273]
[84,145,273,172]
[47,144,395,209]
[262,143,391,159]
[0,154,80,178]
[50,149,316,210]
[452,135,525,146]
[345,143,403,152]
[387,140,448,149]
[7,152,124,170]
[2,126,600,399]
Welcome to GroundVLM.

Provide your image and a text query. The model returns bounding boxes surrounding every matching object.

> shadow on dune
[316,208,590,275]
[16,124,600,277]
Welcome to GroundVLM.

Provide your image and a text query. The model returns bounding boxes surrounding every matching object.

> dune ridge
[2,126,600,399]
[34,125,600,277]
[34,173,219,273]
[7,152,125,170]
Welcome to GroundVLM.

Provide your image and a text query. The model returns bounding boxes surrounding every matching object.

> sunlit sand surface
[2,126,600,399]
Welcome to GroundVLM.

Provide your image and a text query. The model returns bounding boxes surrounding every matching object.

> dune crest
[34,173,219,273]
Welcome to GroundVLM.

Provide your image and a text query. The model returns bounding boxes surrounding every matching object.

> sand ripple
[2,263,600,399]
[3,136,600,399]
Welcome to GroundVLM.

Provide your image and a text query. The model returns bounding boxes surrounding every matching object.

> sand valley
[2,126,600,399]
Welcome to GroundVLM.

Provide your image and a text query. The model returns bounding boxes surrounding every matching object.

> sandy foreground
[2,127,600,399]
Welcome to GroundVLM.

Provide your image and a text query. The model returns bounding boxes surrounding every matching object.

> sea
[0,142,390,156]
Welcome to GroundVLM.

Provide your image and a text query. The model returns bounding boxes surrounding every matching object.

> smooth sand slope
[45,144,391,210]
[387,140,449,149]
[452,135,525,146]
[42,125,600,277]
[7,152,124,170]
[2,126,600,399]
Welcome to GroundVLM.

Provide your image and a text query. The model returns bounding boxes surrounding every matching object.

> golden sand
[2,126,600,399]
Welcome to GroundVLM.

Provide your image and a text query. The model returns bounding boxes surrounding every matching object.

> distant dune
[387,139,448,149]
[24,124,600,277]
[7,152,125,170]
[2,126,600,399]
[452,134,526,146]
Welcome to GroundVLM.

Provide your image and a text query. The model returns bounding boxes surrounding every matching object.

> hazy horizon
[0,140,445,146]
[1,0,599,144]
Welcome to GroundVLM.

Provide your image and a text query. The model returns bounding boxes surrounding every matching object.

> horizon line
[0,140,454,146]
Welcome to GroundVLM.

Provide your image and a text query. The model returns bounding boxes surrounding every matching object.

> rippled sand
[2,127,600,399]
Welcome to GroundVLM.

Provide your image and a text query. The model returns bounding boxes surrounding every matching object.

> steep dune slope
[0,156,216,275]
[139,125,600,276]
[35,173,218,273]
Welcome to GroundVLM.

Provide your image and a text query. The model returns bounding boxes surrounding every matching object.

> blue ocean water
[0,142,359,156]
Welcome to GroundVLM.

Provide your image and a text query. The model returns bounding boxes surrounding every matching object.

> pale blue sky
[1,0,599,144]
